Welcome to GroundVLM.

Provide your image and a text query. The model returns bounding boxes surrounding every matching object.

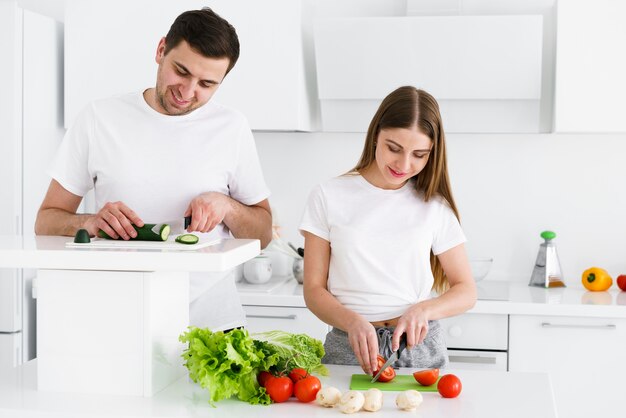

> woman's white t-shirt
[49,92,270,331]
[299,174,465,322]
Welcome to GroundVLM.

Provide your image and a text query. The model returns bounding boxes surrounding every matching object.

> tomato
[437,374,462,398]
[294,375,322,403]
[265,375,293,403]
[617,275,626,292]
[372,354,396,383]
[288,367,309,383]
[413,368,439,386]
[257,370,272,387]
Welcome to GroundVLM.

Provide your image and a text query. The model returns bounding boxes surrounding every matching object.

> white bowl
[470,258,493,282]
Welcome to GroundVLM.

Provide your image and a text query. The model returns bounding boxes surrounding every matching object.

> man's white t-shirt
[299,174,465,322]
[49,91,270,330]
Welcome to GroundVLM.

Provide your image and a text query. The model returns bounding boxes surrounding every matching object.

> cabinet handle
[247,314,297,320]
[541,322,616,330]
[449,355,497,365]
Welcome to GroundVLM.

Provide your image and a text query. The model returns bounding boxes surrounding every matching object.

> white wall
[255,131,626,284]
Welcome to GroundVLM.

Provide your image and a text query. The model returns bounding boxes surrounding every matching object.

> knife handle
[397,333,408,357]
[184,216,192,230]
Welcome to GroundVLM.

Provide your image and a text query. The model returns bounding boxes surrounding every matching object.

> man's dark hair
[164,8,240,75]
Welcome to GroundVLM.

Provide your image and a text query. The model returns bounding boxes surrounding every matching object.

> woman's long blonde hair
[351,86,459,294]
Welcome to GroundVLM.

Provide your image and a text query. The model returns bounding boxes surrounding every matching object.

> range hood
[314,15,544,133]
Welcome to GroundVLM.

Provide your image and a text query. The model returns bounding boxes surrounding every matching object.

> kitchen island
[0,235,260,397]
[0,361,556,418]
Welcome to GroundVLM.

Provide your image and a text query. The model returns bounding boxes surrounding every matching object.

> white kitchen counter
[0,235,261,398]
[0,360,556,418]
[238,278,626,318]
[0,235,259,272]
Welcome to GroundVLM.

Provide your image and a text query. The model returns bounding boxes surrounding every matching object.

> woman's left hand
[392,304,429,351]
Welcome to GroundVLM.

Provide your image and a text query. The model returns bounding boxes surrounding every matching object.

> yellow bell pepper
[581,267,613,291]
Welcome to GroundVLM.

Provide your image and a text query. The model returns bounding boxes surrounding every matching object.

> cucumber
[175,234,199,245]
[74,228,91,243]
[97,223,170,241]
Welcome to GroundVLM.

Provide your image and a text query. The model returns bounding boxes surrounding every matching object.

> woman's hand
[346,318,380,375]
[393,303,430,351]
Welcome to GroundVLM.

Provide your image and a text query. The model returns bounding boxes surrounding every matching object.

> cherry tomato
[372,354,396,383]
[265,375,293,403]
[617,274,626,292]
[294,375,322,403]
[437,374,462,398]
[257,370,272,387]
[413,368,439,386]
[288,367,309,383]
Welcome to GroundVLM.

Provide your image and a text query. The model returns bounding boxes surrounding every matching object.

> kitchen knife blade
[370,334,408,383]
[155,217,190,235]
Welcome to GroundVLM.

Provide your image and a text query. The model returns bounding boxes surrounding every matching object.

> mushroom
[315,386,342,407]
[395,390,423,411]
[362,388,383,412]
[338,390,365,414]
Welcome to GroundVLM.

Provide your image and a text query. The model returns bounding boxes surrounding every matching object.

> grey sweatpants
[322,320,449,369]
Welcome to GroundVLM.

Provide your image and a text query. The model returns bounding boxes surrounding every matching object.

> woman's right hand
[346,317,380,375]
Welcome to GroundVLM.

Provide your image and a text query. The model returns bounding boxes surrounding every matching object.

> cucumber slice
[175,234,199,245]
[97,223,170,241]
[74,228,91,243]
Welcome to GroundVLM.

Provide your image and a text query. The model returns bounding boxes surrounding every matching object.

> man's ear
[155,37,167,64]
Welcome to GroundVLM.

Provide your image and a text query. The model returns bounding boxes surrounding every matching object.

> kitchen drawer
[243,305,330,343]
[439,313,508,351]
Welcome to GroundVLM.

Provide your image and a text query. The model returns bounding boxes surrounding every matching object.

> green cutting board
[350,374,440,392]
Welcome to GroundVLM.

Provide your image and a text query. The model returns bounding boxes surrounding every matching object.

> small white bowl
[469,258,493,282]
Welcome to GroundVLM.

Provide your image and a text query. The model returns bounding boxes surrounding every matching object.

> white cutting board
[65,236,221,251]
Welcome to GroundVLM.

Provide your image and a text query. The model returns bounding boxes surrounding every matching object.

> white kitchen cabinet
[440,313,509,371]
[509,314,626,418]
[243,305,330,343]
[65,0,315,131]
[554,0,626,132]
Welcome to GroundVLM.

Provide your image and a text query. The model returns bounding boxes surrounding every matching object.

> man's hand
[184,192,231,233]
[84,201,144,240]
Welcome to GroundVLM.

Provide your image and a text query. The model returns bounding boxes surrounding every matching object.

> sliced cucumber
[74,228,91,243]
[97,223,170,241]
[175,234,199,245]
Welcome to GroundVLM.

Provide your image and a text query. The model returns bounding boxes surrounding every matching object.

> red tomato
[437,374,462,398]
[372,354,396,383]
[413,368,440,386]
[294,375,322,403]
[288,368,309,383]
[257,370,272,387]
[265,375,293,403]
[617,275,626,292]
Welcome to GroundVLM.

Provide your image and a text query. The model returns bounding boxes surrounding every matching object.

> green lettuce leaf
[179,327,279,405]
[251,330,329,376]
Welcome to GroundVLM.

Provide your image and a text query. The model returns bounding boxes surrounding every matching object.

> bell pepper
[581,267,613,291]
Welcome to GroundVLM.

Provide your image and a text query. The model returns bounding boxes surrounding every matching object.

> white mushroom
[395,390,423,411]
[315,386,342,407]
[338,390,365,414]
[362,388,384,412]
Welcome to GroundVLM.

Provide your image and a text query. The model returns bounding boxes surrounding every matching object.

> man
[35,8,272,331]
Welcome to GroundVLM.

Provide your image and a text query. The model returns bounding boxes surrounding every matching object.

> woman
[299,86,476,375]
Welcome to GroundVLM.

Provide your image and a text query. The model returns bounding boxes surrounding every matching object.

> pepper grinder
[529,230,566,288]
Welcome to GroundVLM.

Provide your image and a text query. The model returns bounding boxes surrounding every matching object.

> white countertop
[0,360,556,418]
[0,235,260,272]
[238,278,626,318]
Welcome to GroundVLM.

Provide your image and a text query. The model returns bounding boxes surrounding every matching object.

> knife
[157,216,192,236]
[371,334,408,383]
